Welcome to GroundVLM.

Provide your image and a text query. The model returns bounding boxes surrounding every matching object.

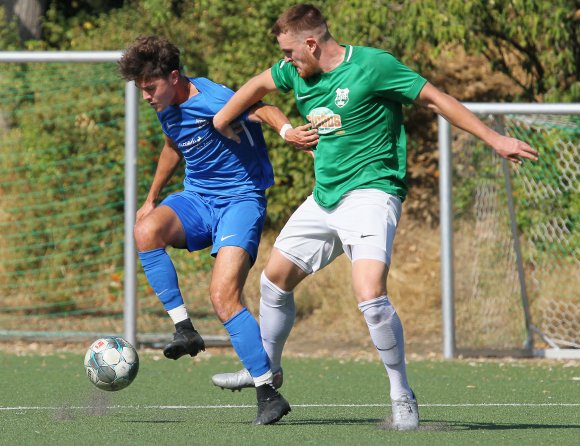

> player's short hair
[271,4,331,41]
[118,35,181,82]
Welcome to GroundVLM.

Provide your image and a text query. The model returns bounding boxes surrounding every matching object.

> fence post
[438,116,455,359]
[124,81,138,346]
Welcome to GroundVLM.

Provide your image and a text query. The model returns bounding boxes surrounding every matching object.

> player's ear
[169,70,180,85]
[305,37,317,53]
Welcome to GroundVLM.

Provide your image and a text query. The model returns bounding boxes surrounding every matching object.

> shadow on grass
[437,420,580,431]
[229,418,383,426]
[243,417,580,431]
[124,419,185,424]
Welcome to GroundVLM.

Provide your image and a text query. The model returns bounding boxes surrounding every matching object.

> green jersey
[271,45,427,208]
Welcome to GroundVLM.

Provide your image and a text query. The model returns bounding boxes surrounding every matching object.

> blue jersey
[157,77,274,195]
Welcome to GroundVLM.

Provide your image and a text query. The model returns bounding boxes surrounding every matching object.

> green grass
[1,351,579,445]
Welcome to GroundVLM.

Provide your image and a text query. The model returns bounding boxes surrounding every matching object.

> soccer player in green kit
[211,4,538,430]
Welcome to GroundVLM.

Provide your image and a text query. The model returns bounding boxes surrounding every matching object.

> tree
[0,0,46,40]
[398,0,579,101]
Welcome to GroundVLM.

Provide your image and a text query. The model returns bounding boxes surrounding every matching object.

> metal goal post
[0,51,139,346]
[439,103,580,360]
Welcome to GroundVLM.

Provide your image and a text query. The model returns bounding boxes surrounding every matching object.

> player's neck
[175,76,198,104]
[319,40,345,72]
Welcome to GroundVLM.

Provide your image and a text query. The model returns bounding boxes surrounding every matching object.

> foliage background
[0,1,577,345]
[2,0,577,224]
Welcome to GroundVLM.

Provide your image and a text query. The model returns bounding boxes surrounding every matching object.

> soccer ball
[84,336,139,391]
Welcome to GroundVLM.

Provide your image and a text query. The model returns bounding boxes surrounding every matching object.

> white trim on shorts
[274,189,402,274]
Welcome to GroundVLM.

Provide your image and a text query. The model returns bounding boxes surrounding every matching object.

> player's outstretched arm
[136,137,182,222]
[213,69,278,140]
[416,82,539,164]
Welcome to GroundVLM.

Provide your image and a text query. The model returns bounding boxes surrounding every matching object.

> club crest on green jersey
[335,88,349,108]
[307,107,342,135]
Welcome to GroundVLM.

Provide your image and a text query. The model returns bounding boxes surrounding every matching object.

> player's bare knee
[133,220,161,251]
[264,249,308,291]
[211,300,238,323]
[355,287,387,304]
[134,219,165,251]
[210,288,243,322]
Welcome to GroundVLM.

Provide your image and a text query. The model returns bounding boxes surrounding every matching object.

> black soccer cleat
[163,328,205,360]
[254,390,291,425]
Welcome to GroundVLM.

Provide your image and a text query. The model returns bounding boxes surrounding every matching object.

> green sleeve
[367,51,427,104]
[270,59,295,93]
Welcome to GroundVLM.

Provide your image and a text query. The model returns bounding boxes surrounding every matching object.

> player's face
[136,72,179,112]
[277,32,319,79]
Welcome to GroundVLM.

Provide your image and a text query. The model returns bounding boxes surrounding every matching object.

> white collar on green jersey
[344,44,354,62]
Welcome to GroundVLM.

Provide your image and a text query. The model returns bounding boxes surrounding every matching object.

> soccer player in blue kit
[118,36,313,425]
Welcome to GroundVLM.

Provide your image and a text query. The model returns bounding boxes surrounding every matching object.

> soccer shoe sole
[212,368,283,392]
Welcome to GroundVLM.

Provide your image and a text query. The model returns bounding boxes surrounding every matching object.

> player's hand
[136,201,156,223]
[284,122,319,152]
[492,135,539,165]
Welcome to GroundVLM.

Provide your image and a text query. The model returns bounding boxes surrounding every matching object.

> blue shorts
[160,190,267,264]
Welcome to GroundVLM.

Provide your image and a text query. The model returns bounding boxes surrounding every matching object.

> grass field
[1,350,579,445]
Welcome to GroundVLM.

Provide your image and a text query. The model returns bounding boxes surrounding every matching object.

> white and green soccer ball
[84,336,139,391]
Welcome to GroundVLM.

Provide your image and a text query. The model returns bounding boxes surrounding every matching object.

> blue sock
[224,308,270,378]
[138,248,184,311]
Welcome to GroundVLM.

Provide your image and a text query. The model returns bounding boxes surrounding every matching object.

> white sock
[167,304,189,324]
[358,295,412,400]
[259,272,295,372]
[253,370,273,387]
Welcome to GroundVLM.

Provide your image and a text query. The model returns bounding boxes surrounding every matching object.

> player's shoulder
[190,76,234,94]
[271,58,300,92]
[347,45,397,65]
[346,45,407,80]
[272,58,298,76]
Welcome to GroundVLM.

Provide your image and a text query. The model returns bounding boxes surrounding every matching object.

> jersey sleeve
[270,59,296,93]
[366,51,427,104]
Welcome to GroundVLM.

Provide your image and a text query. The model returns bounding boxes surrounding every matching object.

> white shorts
[274,189,402,274]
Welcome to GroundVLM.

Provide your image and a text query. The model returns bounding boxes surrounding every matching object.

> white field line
[1,403,580,411]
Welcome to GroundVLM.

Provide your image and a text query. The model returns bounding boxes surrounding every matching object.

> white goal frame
[439,103,580,359]
[0,51,139,346]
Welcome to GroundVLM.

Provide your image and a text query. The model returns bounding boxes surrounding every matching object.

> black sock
[175,319,195,332]
[256,383,279,401]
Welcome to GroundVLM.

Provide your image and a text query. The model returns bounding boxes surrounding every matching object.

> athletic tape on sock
[359,295,403,366]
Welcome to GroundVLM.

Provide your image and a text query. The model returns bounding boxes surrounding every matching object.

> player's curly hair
[118,35,182,82]
[271,4,331,41]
